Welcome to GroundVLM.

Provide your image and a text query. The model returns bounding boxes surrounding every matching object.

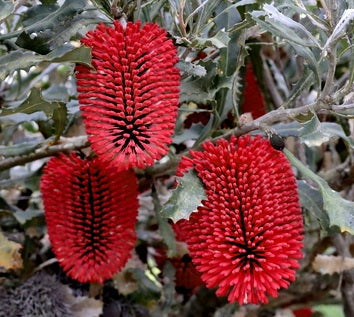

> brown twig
[0,136,89,172]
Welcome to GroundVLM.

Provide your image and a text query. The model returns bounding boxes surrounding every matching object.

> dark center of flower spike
[74,171,106,258]
[226,205,265,271]
[111,115,151,152]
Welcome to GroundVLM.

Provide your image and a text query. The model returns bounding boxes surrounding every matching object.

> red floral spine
[242,63,266,119]
[75,21,180,170]
[40,153,138,283]
[176,135,303,304]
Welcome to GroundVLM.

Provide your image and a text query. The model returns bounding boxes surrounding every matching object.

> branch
[147,99,331,177]
[0,97,332,174]
[0,136,89,172]
[219,99,329,141]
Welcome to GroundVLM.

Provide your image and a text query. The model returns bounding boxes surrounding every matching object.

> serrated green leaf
[0,0,14,21]
[285,149,354,235]
[0,0,87,41]
[271,121,302,137]
[263,4,321,47]
[162,169,206,223]
[250,11,321,86]
[42,85,69,103]
[153,189,177,257]
[173,123,205,144]
[177,60,207,77]
[323,9,354,51]
[194,114,214,146]
[212,3,242,31]
[22,4,59,27]
[0,45,91,80]
[219,32,239,76]
[53,103,68,141]
[0,89,64,121]
[297,180,329,231]
[13,207,44,225]
[300,115,354,149]
[180,80,215,104]
[15,31,51,55]
[192,29,230,49]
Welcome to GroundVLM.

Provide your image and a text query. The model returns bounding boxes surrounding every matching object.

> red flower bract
[242,63,266,119]
[40,153,138,283]
[176,135,303,304]
[76,21,180,170]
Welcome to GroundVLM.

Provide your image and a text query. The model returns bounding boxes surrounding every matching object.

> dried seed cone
[40,153,138,283]
[176,135,304,304]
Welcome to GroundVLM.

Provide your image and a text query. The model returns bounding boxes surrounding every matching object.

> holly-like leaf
[285,149,354,234]
[173,123,205,144]
[161,169,206,223]
[250,8,321,86]
[177,60,207,77]
[0,0,87,41]
[22,4,59,27]
[299,114,354,149]
[15,31,51,55]
[53,103,68,141]
[153,190,177,257]
[0,88,64,120]
[271,121,302,137]
[192,29,230,49]
[0,45,91,80]
[0,230,23,271]
[0,0,14,21]
[297,180,329,231]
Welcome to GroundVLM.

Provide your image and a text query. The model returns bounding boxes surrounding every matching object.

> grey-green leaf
[0,141,41,157]
[153,190,177,257]
[0,0,14,21]
[285,149,354,234]
[299,114,354,149]
[53,103,68,141]
[297,180,329,231]
[161,169,206,223]
[0,88,65,120]
[0,45,91,80]
[177,60,207,77]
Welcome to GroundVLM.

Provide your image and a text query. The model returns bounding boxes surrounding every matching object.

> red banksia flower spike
[40,153,138,283]
[76,21,180,170]
[176,135,304,304]
[242,63,266,119]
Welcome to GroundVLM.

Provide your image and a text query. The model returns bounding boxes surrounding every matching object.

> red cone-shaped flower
[176,135,303,304]
[76,21,180,170]
[40,153,138,283]
[242,63,266,119]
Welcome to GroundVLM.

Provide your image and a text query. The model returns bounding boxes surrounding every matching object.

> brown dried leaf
[70,296,103,317]
[312,254,354,275]
[112,253,144,295]
[0,231,22,271]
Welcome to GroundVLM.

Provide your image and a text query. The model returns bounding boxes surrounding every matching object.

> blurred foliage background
[0,0,353,316]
